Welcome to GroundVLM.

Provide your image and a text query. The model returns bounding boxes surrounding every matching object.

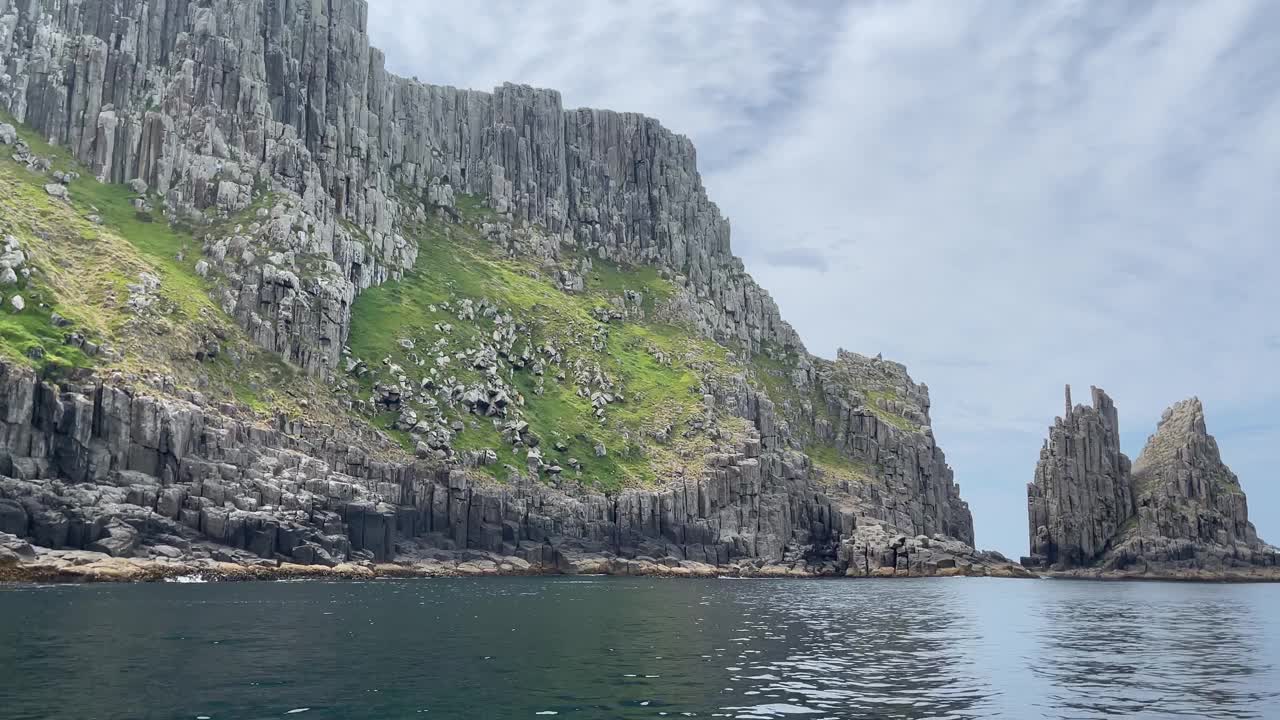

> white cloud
[367,0,1280,557]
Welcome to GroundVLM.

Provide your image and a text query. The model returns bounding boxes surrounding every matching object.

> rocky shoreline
[6,526,1275,584]
[1041,568,1280,583]
[7,544,1275,584]
[1,548,1038,585]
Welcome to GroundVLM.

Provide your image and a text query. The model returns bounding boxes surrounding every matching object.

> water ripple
[0,577,1276,718]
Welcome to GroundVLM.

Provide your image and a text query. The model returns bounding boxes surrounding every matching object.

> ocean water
[0,577,1276,719]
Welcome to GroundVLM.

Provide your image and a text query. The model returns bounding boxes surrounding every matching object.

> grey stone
[0,532,35,561]
[0,499,27,536]
[1027,386,1133,568]
[87,520,140,558]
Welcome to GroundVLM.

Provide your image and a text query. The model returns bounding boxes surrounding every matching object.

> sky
[366,0,1280,558]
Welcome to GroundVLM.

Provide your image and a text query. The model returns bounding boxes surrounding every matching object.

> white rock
[9,295,24,312]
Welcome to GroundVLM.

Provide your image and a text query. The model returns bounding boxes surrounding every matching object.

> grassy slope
[0,116,337,424]
[348,200,734,490]
[0,111,891,494]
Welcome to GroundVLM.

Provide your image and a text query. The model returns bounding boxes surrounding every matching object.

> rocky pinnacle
[1026,389,1277,572]
[1026,385,1134,568]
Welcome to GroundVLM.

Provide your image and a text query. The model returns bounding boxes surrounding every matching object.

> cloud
[367,0,1280,558]
[761,247,832,273]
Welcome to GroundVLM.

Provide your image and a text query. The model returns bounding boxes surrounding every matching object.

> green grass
[347,201,736,490]
[581,255,675,314]
[805,443,879,486]
[454,193,492,224]
[0,112,919,495]
[865,389,916,432]
[0,112,212,321]
[748,345,801,407]
[0,289,91,375]
[0,111,364,428]
[68,179,212,315]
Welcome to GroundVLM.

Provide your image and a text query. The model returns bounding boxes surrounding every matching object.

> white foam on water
[285,709,311,714]
[723,704,819,716]
[535,712,558,716]
[165,575,207,583]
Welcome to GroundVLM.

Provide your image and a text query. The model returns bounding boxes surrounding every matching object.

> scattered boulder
[0,532,34,562]
[87,520,140,558]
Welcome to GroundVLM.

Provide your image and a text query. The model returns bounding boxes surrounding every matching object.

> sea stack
[1025,385,1134,568]
[1024,387,1278,575]
[1108,397,1274,570]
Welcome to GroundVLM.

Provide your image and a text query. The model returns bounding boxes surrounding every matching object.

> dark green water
[0,577,1276,719]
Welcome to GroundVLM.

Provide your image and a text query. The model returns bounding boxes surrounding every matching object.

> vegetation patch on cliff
[346,197,737,490]
[0,116,363,429]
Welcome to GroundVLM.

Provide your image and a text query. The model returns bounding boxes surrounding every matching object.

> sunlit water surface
[1,577,1276,719]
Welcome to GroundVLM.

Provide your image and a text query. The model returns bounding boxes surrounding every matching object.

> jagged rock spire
[1026,386,1134,568]
[1127,397,1259,549]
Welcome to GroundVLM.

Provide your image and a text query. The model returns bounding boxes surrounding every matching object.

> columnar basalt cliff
[0,0,1007,580]
[1025,386,1133,568]
[1025,387,1277,575]
[1106,397,1275,571]
[0,0,798,375]
[777,350,973,545]
[0,358,1015,578]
